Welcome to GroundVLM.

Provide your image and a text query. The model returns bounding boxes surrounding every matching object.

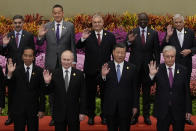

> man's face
[92,17,104,32]
[61,51,73,69]
[173,18,184,31]
[22,49,34,66]
[13,18,23,32]
[163,50,176,67]
[52,7,64,23]
[138,14,149,29]
[112,47,126,63]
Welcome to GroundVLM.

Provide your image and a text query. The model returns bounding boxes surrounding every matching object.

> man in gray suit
[37,4,77,126]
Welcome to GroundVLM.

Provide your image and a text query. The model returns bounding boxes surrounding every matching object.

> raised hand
[7,58,16,76]
[79,114,86,121]
[37,111,45,119]
[101,63,110,77]
[2,34,10,46]
[43,70,52,84]
[128,31,137,42]
[166,25,174,40]
[81,28,91,39]
[38,24,48,38]
[148,61,158,76]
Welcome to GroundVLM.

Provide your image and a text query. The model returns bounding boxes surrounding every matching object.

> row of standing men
[0,4,195,131]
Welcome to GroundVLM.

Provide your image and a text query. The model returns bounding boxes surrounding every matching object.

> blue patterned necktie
[56,24,60,43]
[117,64,121,82]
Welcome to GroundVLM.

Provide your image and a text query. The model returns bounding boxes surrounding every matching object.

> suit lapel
[29,65,36,84]
[135,28,143,46]
[172,64,179,88]
[182,28,188,49]
[173,30,182,49]
[20,65,29,85]
[10,31,18,48]
[18,31,25,49]
[99,30,106,46]
[50,21,57,41]
[60,21,68,39]
[59,68,67,93]
[119,61,127,84]
[91,31,99,46]
[110,62,119,84]
[67,68,76,92]
[161,64,171,88]
[146,28,151,45]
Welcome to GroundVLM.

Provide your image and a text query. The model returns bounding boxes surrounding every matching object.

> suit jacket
[125,27,160,72]
[0,66,5,108]
[2,30,35,65]
[101,61,138,117]
[76,30,116,75]
[149,63,191,120]
[46,68,86,122]
[162,28,196,74]
[6,64,45,115]
[37,21,76,70]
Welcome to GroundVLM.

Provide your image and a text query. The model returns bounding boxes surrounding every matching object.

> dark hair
[22,46,35,56]
[13,15,24,21]
[138,12,149,20]
[53,4,63,11]
[113,43,126,50]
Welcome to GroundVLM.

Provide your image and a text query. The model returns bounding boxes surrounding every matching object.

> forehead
[164,50,175,55]
[92,16,103,22]
[138,14,148,20]
[174,17,184,22]
[23,49,34,55]
[13,18,23,22]
[114,47,126,52]
[53,7,63,12]
[61,52,73,59]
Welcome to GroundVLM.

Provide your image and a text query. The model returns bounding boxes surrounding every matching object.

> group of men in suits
[0,4,195,131]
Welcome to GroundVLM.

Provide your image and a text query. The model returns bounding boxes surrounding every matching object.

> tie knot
[65,70,68,73]
[97,33,100,36]
[142,30,145,33]
[57,24,60,27]
[168,67,172,71]
[27,67,30,70]
[16,32,20,36]
[117,64,120,68]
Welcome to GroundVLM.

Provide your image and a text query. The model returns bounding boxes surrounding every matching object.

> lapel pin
[32,72,35,75]
[185,31,187,34]
[22,34,24,37]
[52,28,55,31]
[126,66,130,70]
[73,73,76,76]
[62,26,65,29]
[104,33,107,36]
[148,32,150,35]
[177,69,180,74]
[11,36,14,39]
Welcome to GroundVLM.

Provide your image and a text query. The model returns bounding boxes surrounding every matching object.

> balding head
[61,50,74,69]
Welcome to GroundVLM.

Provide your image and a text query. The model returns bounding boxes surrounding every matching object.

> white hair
[163,45,176,54]
[173,14,184,22]
[92,14,103,21]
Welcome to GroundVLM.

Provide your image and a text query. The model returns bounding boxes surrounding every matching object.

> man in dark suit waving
[43,50,86,131]
[161,14,196,125]
[125,12,160,125]
[6,47,45,131]
[101,43,138,131]
[2,15,35,125]
[148,45,191,131]
[76,14,116,125]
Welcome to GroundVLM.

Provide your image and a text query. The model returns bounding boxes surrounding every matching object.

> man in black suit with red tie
[101,43,138,131]
[148,45,191,131]
[76,14,116,125]
[43,50,86,131]
[6,47,45,131]
[1,15,35,125]
[162,14,196,125]
[0,66,5,115]
[125,12,160,125]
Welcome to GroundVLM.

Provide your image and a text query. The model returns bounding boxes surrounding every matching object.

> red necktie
[15,32,20,48]
[141,30,145,45]
[97,33,101,45]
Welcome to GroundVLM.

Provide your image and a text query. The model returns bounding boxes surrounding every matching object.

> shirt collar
[95,30,103,35]
[55,20,63,26]
[166,63,175,70]
[139,26,147,32]
[62,66,72,73]
[24,63,33,70]
[176,28,184,34]
[14,30,23,35]
[114,60,124,68]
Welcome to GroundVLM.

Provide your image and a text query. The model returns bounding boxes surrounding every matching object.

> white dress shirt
[55,20,63,38]
[24,64,33,82]
[114,61,124,75]
[62,66,72,85]
[14,30,23,47]
[176,28,184,47]
[166,63,175,78]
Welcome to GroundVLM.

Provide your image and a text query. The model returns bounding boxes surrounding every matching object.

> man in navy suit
[2,15,35,125]
[162,14,196,125]
[43,50,86,131]
[101,43,138,131]
[125,12,160,125]
[148,45,191,131]
[77,14,116,125]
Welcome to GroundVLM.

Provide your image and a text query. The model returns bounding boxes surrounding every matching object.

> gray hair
[92,14,103,21]
[173,14,184,22]
[162,45,176,54]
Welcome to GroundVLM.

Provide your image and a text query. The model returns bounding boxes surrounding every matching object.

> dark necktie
[116,64,121,82]
[26,66,30,82]
[168,68,173,88]
[15,32,20,48]
[64,70,69,91]
[56,24,60,43]
[141,29,145,45]
[97,33,101,45]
